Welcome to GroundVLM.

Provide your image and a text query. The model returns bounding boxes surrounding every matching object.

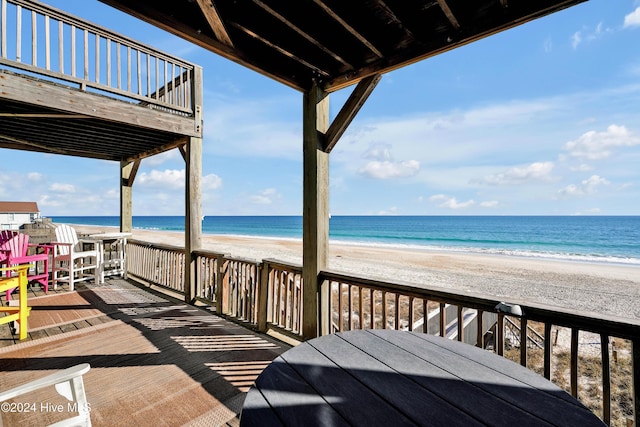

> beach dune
[73,225,640,320]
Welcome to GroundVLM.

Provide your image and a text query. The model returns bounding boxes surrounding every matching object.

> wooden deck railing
[127,240,185,293]
[0,0,196,115]
[125,240,639,426]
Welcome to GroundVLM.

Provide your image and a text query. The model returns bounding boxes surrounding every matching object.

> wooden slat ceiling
[98,0,587,93]
[0,97,186,161]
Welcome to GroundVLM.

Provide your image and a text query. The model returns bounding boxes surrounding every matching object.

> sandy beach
[73,225,640,321]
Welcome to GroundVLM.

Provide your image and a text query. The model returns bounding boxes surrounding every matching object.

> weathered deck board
[0,279,290,426]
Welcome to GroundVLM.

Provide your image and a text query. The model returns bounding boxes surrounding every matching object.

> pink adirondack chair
[0,233,51,300]
[0,230,18,242]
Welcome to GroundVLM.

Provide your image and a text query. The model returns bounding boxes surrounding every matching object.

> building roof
[99,0,587,93]
[0,201,40,213]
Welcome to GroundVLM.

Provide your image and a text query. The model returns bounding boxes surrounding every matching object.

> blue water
[48,216,640,265]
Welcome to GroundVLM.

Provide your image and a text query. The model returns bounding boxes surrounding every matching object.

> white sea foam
[328,239,640,266]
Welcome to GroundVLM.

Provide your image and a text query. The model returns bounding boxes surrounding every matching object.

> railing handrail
[320,268,640,340]
[128,238,185,254]
[1,0,197,114]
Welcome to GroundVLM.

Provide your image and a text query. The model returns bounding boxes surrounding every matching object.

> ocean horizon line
[50,215,640,266]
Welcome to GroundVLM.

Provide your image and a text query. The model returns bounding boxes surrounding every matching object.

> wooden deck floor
[0,279,291,426]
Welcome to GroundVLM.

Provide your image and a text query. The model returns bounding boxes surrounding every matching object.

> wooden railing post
[633,338,639,427]
[257,261,269,332]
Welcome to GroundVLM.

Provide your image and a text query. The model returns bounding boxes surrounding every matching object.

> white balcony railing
[0,0,196,115]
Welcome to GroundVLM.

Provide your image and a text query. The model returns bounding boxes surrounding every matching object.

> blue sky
[1,0,640,216]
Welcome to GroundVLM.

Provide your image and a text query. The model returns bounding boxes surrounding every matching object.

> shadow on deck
[0,279,291,426]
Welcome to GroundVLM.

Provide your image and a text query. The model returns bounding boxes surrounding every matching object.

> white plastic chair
[0,363,92,427]
[51,225,101,291]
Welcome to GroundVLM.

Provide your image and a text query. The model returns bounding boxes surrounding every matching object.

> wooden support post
[184,66,203,304]
[302,82,330,340]
[119,160,138,233]
[184,136,202,304]
[633,338,640,427]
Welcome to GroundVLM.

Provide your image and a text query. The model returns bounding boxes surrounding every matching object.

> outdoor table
[240,329,605,426]
[89,232,132,282]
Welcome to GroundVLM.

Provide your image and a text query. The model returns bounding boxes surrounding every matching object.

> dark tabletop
[240,329,605,427]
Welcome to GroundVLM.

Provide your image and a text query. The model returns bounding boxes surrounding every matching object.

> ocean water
[48,215,640,265]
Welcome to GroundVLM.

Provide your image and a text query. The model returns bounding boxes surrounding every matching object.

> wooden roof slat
[251,0,353,70]
[194,0,234,47]
[437,0,461,29]
[228,21,332,78]
[311,0,384,59]
[371,0,417,43]
[0,132,70,156]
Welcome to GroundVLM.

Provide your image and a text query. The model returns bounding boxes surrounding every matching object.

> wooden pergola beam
[194,0,234,47]
[437,0,461,29]
[123,136,188,163]
[121,159,141,188]
[251,0,352,69]
[0,132,75,157]
[228,21,331,78]
[322,74,381,153]
[312,0,383,58]
[178,143,187,161]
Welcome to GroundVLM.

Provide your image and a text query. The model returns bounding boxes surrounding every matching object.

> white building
[0,201,41,230]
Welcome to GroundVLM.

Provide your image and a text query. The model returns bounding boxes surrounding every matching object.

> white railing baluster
[58,19,62,73]
[45,15,50,70]
[1,0,6,59]
[15,4,20,62]
[70,24,75,77]
[95,32,99,83]
[30,9,35,65]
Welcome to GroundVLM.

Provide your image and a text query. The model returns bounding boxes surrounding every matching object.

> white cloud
[479,200,499,208]
[137,169,222,191]
[564,125,640,160]
[144,150,181,166]
[250,188,279,204]
[104,189,119,199]
[571,31,582,49]
[569,163,593,172]
[571,23,611,49]
[624,7,640,28]
[429,194,475,209]
[49,183,77,193]
[202,173,223,190]
[357,144,420,179]
[138,169,185,189]
[363,144,393,161]
[38,195,61,208]
[358,160,420,179]
[557,175,610,198]
[377,206,399,215]
[27,172,44,182]
[478,162,555,185]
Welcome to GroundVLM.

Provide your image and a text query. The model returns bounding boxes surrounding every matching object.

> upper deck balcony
[0,0,202,161]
